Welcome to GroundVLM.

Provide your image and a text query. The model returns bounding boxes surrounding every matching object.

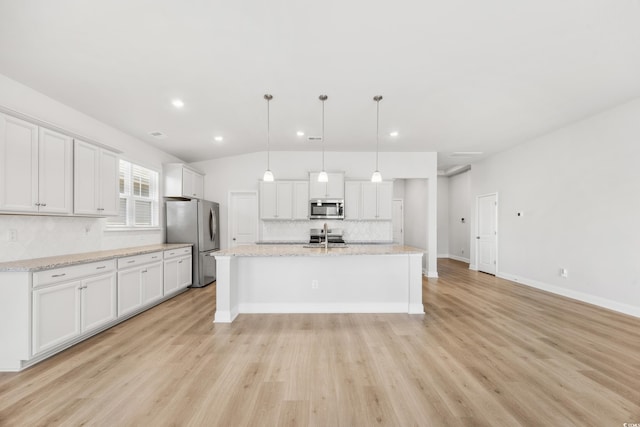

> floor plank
[1,259,639,426]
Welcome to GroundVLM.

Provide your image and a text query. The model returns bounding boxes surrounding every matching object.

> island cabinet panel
[0,114,72,214]
[309,172,344,199]
[74,140,119,216]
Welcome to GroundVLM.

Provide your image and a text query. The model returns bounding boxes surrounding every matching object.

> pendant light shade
[371,95,383,183]
[318,94,328,182]
[263,94,274,182]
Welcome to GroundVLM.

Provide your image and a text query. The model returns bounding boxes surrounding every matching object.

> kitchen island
[212,244,424,323]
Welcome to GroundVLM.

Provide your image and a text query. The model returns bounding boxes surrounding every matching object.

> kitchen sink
[302,243,349,249]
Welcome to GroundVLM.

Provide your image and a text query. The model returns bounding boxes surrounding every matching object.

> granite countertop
[0,243,193,272]
[214,244,424,257]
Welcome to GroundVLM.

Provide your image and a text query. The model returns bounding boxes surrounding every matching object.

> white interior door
[229,191,258,247]
[392,199,404,244]
[476,193,497,275]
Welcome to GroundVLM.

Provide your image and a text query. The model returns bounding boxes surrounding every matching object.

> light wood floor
[1,259,639,426]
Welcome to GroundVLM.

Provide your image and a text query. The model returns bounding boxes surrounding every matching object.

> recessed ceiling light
[214,136,223,142]
[389,131,399,137]
[172,99,184,108]
[296,131,305,137]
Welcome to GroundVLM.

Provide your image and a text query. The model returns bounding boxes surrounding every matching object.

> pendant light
[263,94,274,182]
[371,95,383,183]
[317,94,329,183]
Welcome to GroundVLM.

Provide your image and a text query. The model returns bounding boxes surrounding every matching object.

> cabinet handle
[142,270,148,273]
[52,273,66,278]
[97,208,105,211]
[96,266,106,269]
[41,203,46,207]
[178,260,183,264]
[127,260,135,264]
[169,252,175,255]
[35,202,41,206]
[152,256,158,259]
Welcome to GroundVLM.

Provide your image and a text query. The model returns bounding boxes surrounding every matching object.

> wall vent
[149,131,167,139]
[307,136,322,142]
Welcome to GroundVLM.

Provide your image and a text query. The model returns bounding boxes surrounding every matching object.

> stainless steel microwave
[309,199,344,220]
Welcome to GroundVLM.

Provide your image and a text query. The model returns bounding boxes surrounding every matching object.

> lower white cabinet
[164,254,192,294]
[32,271,116,356]
[117,254,163,317]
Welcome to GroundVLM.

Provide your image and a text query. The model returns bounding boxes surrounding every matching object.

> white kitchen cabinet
[164,247,193,294]
[164,163,204,199]
[74,140,119,216]
[345,181,393,220]
[32,262,117,356]
[32,280,82,355]
[0,114,72,214]
[117,252,163,317]
[309,172,344,199]
[260,181,293,220]
[292,181,309,220]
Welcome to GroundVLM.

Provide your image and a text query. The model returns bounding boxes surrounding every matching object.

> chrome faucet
[323,222,328,250]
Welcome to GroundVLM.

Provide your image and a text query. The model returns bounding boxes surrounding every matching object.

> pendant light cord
[321,96,326,171]
[264,94,272,170]
[376,98,380,170]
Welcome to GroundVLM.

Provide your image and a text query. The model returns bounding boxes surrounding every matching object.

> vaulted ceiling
[1,0,639,171]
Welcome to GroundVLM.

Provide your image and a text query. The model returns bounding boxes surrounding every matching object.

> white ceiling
[1,1,639,171]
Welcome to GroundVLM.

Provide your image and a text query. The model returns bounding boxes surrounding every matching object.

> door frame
[474,192,498,274]
[227,190,259,248]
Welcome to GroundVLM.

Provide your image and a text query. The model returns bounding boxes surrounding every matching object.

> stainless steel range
[305,227,348,248]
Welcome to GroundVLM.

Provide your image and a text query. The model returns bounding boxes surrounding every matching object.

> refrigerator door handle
[209,207,217,242]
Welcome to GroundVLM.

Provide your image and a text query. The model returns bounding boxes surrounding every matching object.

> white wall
[402,179,429,272]
[437,177,449,257]
[448,170,471,262]
[470,98,640,317]
[192,150,440,275]
[0,73,182,262]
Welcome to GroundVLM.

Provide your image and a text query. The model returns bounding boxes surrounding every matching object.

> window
[108,160,159,228]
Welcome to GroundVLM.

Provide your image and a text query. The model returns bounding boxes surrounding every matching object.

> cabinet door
[163,258,179,294]
[259,181,278,219]
[74,140,99,215]
[326,173,345,199]
[376,182,393,220]
[81,272,117,332]
[182,168,195,198]
[276,182,293,219]
[118,268,142,317]
[38,128,73,214]
[292,182,309,220]
[192,172,204,199]
[361,182,379,219]
[308,173,326,199]
[141,262,163,305]
[99,149,119,216]
[32,280,82,355]
[0,114,39,212]
[344,182,361,220]
[177,255,192,289]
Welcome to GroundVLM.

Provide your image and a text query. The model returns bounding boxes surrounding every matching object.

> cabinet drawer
[117,252,162,269]
[164,246,192,260]
[33,259,116,288]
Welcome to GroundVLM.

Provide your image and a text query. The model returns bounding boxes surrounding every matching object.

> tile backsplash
[0,215,162,262]
[260,220,392,242]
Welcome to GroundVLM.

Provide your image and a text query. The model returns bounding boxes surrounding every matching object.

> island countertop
[0,243,193,272]
[214,244,424,257]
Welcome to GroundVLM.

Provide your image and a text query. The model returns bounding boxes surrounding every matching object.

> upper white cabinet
[0,114,72,214]
[344,181,393,220]
[164,163,204,199]
[260,181,308,220]
[74,140,119,216]
[309,172,344,199]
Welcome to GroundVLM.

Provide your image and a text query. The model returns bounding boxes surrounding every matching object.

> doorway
[228,191,258,248]
[476,193,498,275]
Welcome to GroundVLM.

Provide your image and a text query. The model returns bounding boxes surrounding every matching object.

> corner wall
[469,98,640,317]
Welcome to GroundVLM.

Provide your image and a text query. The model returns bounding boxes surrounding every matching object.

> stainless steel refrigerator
[165,199,219,288]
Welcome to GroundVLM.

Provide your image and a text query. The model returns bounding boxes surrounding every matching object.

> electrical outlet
[559,268,568,278]
[311,279,319,289]
[9,229,17,242]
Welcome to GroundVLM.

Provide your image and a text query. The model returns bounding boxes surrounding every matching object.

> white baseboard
[437,253,450,258]
[238,303,410,314]
[448,255,470,263]
[469,264,478,271]
[426,270,439,278]
[497,272,640,319]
